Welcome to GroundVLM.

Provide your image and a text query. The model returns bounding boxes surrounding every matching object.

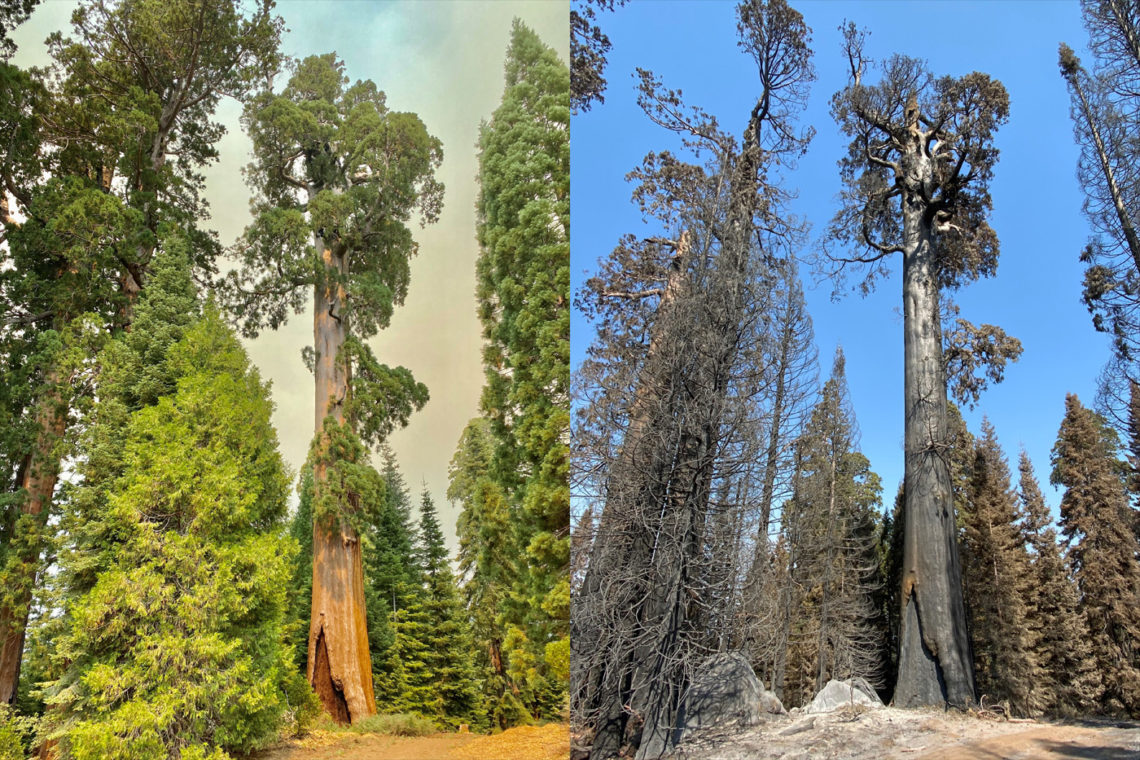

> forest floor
[254,722,569,760]
[660,706,1140,759]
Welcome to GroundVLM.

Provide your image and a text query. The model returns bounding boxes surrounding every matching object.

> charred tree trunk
[580,233,694,760]
[307,239,377,724]
[0,374,67,704]
[894,118,976,708]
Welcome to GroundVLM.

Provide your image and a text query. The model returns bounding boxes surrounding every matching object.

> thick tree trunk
[307,240,376,724]
[0,378,67,704]
[894,172,976,708]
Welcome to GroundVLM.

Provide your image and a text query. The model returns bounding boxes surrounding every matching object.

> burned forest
[571,0,1140,758]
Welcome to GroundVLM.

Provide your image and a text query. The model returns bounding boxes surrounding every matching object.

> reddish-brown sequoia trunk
[0,378,67,704]
[306,242,377,724]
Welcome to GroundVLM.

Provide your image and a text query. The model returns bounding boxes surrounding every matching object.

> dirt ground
[254,722,569,760]
[662,706,1140,759]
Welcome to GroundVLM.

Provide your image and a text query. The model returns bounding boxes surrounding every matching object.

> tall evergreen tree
[449,418,524,729]
[0,0,283,704]
[824,23,1021,709]
[46,259,312,758]
[1018,451,1102,716]
[1051,394,1140,716]
[366,449,426,714]
[225,51,440,723]
[474,21,570,719]
[960,419,1038,715]
[780,349,883,705]
[415,489,483,728]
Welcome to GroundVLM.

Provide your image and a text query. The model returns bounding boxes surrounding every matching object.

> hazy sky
[12,0,569,552]
[572,0,1104,521]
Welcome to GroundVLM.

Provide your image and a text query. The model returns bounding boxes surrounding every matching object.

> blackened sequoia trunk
[893,118,976,708]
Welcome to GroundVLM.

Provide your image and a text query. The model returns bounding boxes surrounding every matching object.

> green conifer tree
[46,261,313,758]
[449,418,526,728]
[1051,394,1140,717]
[416,488,483,728]
[474,21,570,719]
[961,419,1039,715]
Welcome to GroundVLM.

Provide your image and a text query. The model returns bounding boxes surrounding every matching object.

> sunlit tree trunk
[307,236,377,724]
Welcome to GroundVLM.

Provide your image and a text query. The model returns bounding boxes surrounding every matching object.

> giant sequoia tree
[825,25,1019,708]
[225,53,441,723]
[474,21,570,718]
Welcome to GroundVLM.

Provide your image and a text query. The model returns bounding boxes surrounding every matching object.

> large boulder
[804,678,883,714]
[636,653,786,759]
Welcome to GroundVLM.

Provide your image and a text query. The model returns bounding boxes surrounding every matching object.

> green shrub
[348,712,437,737]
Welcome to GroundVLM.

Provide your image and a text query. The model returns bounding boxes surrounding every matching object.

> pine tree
[475,20,570,719]
[1018,451,1101,716]
[1051,394,1140,716]
[960,419,1038,715]
[47,277,313,758]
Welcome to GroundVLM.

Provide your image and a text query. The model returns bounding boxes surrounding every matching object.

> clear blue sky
[571,0,1103,521]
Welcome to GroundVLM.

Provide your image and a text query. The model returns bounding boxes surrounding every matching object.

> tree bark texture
[0,376,67,704]
[307,239,377,724]
[894,129,976,708]
[579,234,694,760]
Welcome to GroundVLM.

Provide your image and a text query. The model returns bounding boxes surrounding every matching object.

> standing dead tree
[822,24,1020,709]
[572,2,814,757]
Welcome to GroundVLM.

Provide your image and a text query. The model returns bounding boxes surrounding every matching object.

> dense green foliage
[45,259,314,758]
[414,490,483,728]
[450,418,527,728]
[468,20,570,722]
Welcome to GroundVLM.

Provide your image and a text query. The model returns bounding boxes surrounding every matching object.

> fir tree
[1018,451,1102,716]
[1052,394,1140,716]
[415,489,483,729]
[961,419,1038,715]
[47,291,313,758]
[449,418,525,729]
[286,471,315,672]
[781,349,883,705]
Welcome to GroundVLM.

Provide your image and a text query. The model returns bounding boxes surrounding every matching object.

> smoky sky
[11,1,570,553]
